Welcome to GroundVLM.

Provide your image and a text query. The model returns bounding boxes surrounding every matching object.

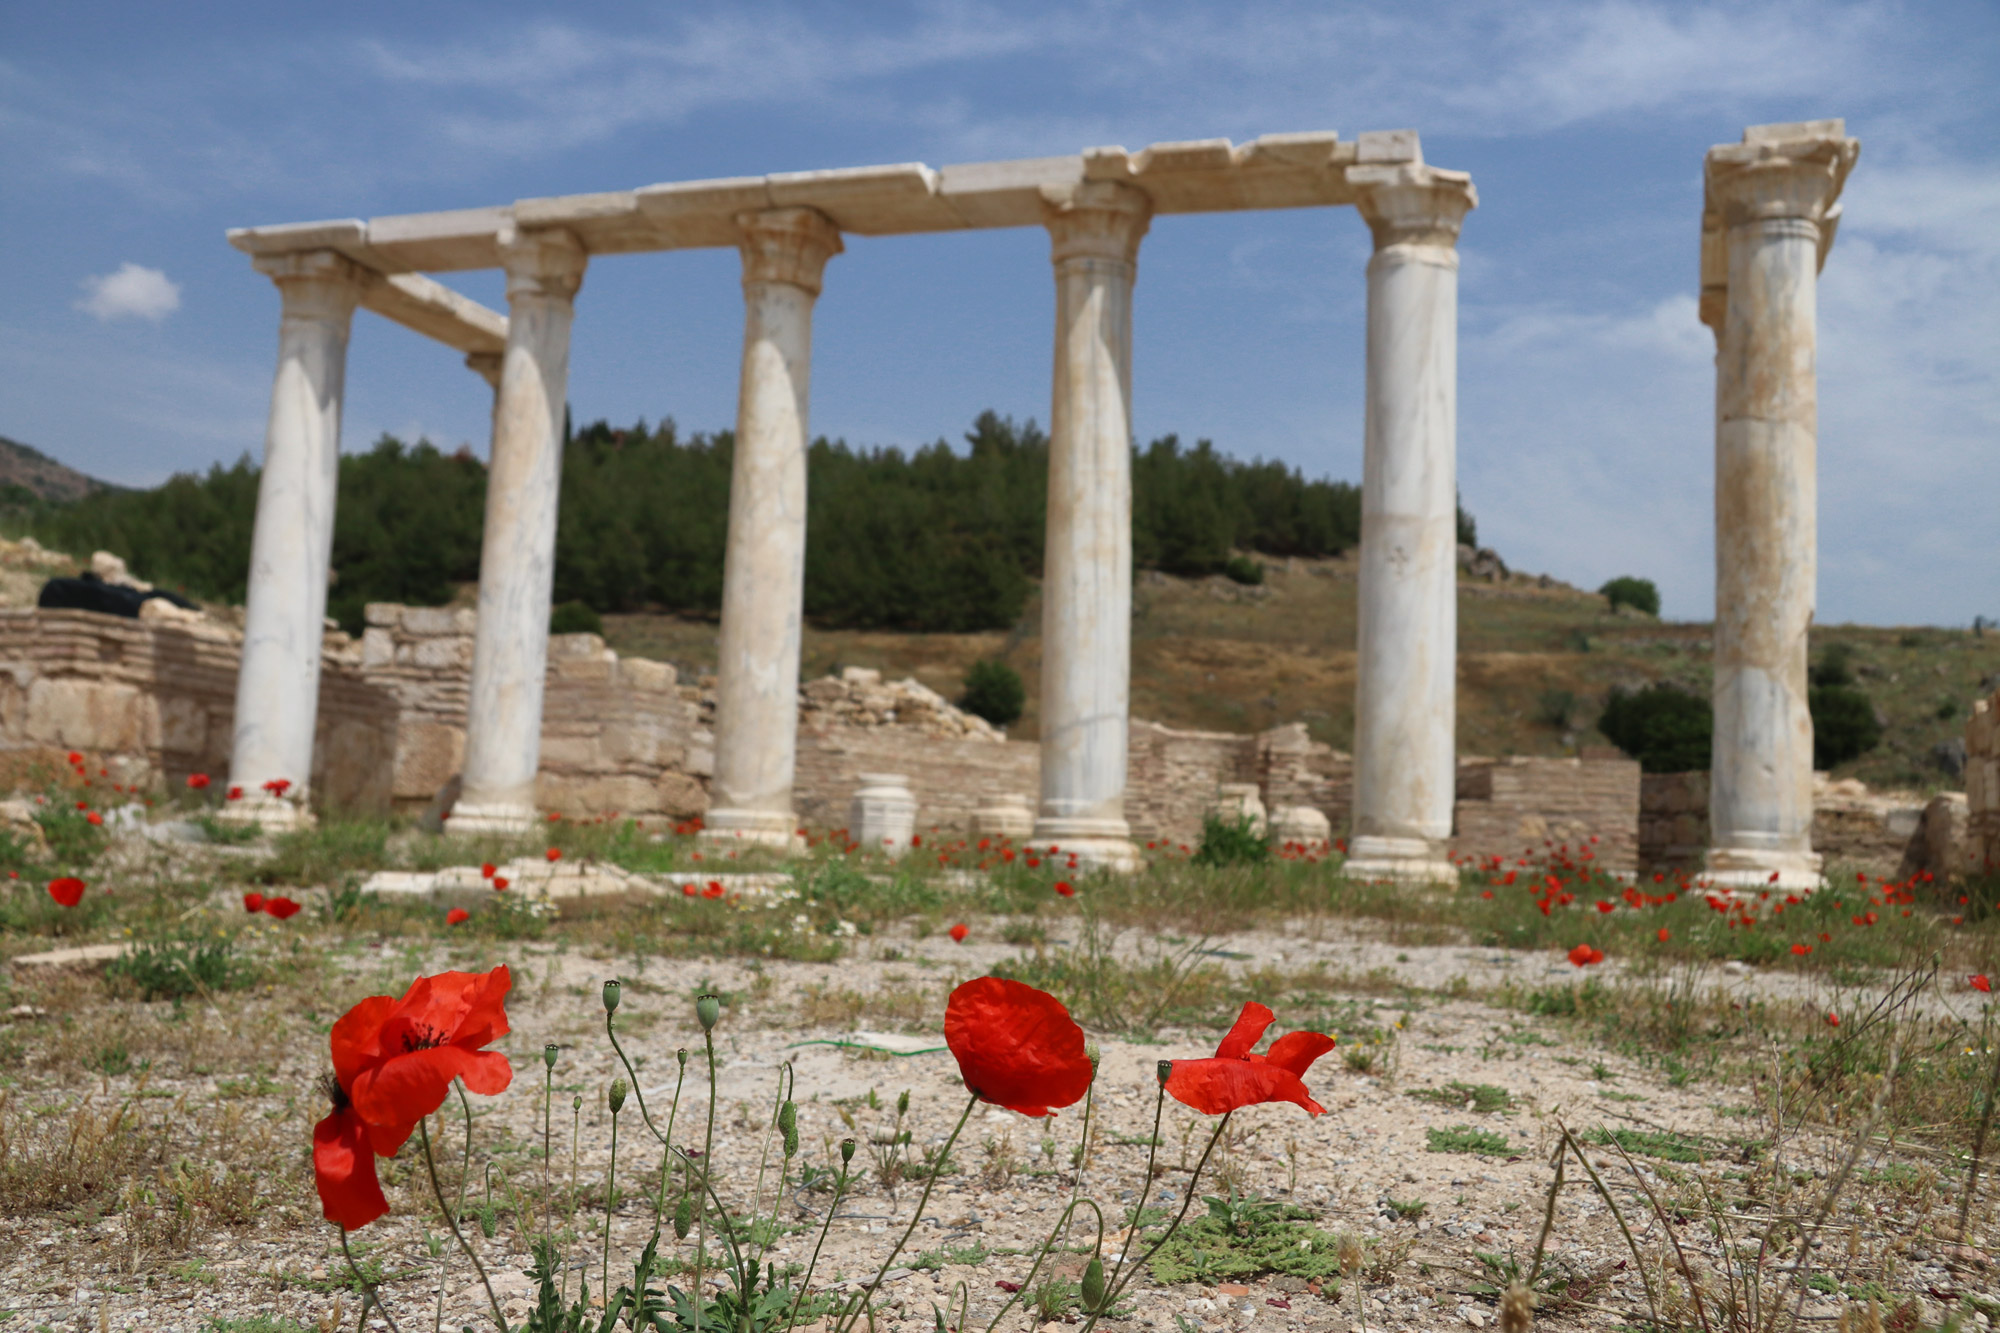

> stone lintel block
[1131,139,1235,174]
[1355,129,1422,165]
[228,218,367,257]
[1746,119,1846,144]
[363,205,511,273]
[399,606,465,637]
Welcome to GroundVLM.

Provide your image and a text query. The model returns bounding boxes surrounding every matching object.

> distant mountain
[0,435,113,503]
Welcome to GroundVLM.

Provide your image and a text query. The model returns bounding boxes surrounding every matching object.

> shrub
[1597,683,1711,773]
[1193,813,1270,868]
[959,659,1025,728]
[1599,576,1661,617]
[105,937,252,1001]
[1222,555,1264,586]
[1811,684,1883,769]
[1534,688,1577,730]
[1810,642,1857,687]
[549,600,603,636]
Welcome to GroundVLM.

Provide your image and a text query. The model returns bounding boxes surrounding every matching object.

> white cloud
[76,263,181,323]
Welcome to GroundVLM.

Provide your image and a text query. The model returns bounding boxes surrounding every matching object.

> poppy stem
[338,1227,401,1333]
[1081,1109,1232,1333]
[835,1091,978,1333]
[606,1005,675,1147]
[417,1114,508,1333]
[977,1196,1105,1333]
[782,1154,852,1333]
[604,1089,620,1306]
[651,1053,690,1226]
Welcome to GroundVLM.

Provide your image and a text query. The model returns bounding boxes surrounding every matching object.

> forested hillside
[19,410,1463,633]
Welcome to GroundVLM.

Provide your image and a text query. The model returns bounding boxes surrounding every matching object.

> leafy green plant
[1222,555,1264,586]
[1425,1125,1510,1155]
[550,600,604,636]
[1147,1193,1346,1285]
[105,936,252,1001]
[1599,576,1660,617]
[960,659,1025,728]
[1596,682,1711,773]
[36,799,107,866]
[1193,814,1269,868]
[1408,1082,1513,1115]
[1811,682,1883,769]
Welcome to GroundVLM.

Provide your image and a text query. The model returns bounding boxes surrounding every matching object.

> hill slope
[0,435,110,502]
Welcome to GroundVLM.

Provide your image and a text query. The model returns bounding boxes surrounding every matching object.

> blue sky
[2,1,1995,626]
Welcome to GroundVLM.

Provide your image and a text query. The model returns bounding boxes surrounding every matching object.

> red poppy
[243,893,266,914]
[85,811,102,826]
[949,923,969,943]
[1657,928,1670,942]
[682,883,697,897]
[263,778,292,797]
[702,881,724,899]
[545,847,561,863]
[1163,1002,1336,1117]
[943,977,1092,1118]
[1567,944,1604,968]
[1826,1012,1841,1027]
[187,773,211,790]
[313,1082,390,1230]
[480,862,496,879]
[332,966,514,1146]
[492,877,509,892]
[445,907,470,926]
[66,751,82,766]
[265,896,301,920]
[1054,881,1076,898]
[1792,943,1812,956]
[1974,975,1993,994]
[46,876,85,908]
[1595,901,1614,914]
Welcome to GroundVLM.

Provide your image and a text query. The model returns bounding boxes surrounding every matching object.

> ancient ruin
[223,130,1477,876]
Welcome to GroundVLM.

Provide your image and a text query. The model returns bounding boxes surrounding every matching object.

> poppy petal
[943,977,1092,1118]
[1164,1058,1324,1117]
[1262,1031,1337,1078]
[330,996,397,1090]
[313,1107,389,1230]
[1213,1002,1276,1060]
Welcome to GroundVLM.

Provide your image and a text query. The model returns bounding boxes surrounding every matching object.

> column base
[1342,835,1457,885]
[444,800,537,837]
[1703,845,1824,892]
[215,796,313,833]
[1030,817,1142,873]
[698,807,803,851]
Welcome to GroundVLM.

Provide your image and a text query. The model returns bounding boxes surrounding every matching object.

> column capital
[734,207,843,296]
[1704,124,1859,232]
[1348,163,1477,250]
[251,248,370,319]
[1041,180,1152,267]
[498,225,587,302]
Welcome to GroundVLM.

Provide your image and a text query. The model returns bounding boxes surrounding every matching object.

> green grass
[1407,1082,1514,1115]
[1582,1126,1711,1164]
[1425,1126,1511,1155]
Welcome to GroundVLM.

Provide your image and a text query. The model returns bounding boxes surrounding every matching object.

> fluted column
[701,208,842,848]
[1031,180,1151,872]
[222,250,367,830]
[1343,163,1476,884]
[446,227,587,836]
[1702,121,1858,891]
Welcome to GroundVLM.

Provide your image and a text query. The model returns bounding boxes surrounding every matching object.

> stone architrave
[1701,121,1859,891]
[446,227,587,836]
[1031,180,1152,872]
[701,208,843,848]
[1342,160,1476,884]
[221,249,368,830]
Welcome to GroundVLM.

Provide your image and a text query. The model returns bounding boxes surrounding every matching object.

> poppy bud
[602,979,622,1014]
[543,1043,559,1070]
[609,1078,628,1114]
[673,1190,694,1239]
[1081,1258,1106,1312]
[1087,1042,1101,1074]
[696,993,721,1031]
[677,1047,689,1069]
[572,1094,583,1112]
[840,1137,857,1165]
[779,1100,799,1158]
[1157,1060,1173,1087]
[896,1088,910,1117]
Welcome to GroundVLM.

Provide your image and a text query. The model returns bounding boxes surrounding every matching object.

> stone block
[24,678,155,752]
[1355,129,1421,164]
[400,606,465,637]
[364,603,403,628]
[361,627,395,667]
[549,632,605,660]
[621,658,675,692]
[537,734,601,770]
[157,695,209,755]
[394,722,464,801]
[554,655,613,682]
[412,636,473,670]
[536,772,663,816]
[604,721,665,767]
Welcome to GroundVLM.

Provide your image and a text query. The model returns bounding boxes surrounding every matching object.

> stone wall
[0,608,396,810]
[358,604,707,819]
[1967,692,2000,875]
[1639,771,1710,873]
[1639,768,1934,879]
[1453,755,1642,877]
[794,726,1040,836]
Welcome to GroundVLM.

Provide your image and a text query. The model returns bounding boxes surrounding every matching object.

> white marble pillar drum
[222,250,367,830]
[1032,181,1151,872]
[1343,164,1476,884]
[700,208,842,848]
[446,227,587,836]
[1701,122,1858,891]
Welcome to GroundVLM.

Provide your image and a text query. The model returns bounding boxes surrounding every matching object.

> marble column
[700,208,842,848]
[446,227,587,836]
[1031,181,1151,872]
[1343,163,1477,883]
[222,250,367,830]
[1701,121,1858,891]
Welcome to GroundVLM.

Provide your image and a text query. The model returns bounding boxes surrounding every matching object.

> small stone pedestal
[850,773,917,855]
[1210,783,1268,836]
[1270,805,1333,847]
[1342,835,1457,884]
